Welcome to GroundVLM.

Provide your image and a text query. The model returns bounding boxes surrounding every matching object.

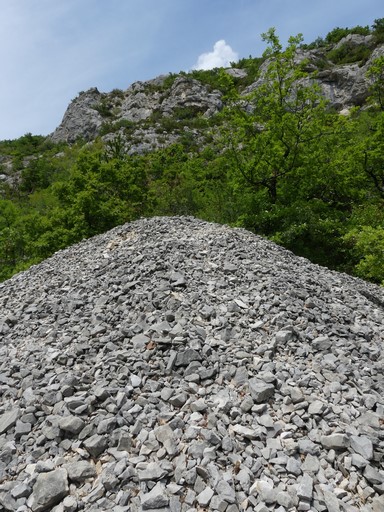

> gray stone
[131,333,150,350]
[64,461,97,481]
[11,482,31,499]
[0,408,20,435]
[197,486,214,507]
[350,453,368,469]
[297,473,313,501]
[312,336,331,351]
[82,434,108,457]
[364,465,384,485]
[298,439,320,456]
[350,435,374,460]
[248,378,275,403]
[233,366,249,386]
[286,457,302,476]
[308,400,326,415]
[320,434,349,450]
[62,495,78,512]
[232,424,259,440]
[175,349,202,367]
[250,480,276,504]
[59,415,85,435]
[372,496,384,512]
[210,494,229,512]
[141,482,169,510]
[257,414,274,428]
[155,424,175,444]
[322,489,341,512]
[277,491,295,509]
[301,453,320,473]
[15,419,32,438]
[275,330,293,343]
[137,462,169,481]
[215,479,236,504]
[240,395,254,412]
[30,468,69,512]
[169,392,188,407]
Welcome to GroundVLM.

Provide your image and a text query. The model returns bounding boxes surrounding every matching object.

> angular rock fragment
[59,415,85,435]
[64,461,97,482]
[320,433,349,450]
[297,473,313,501]
[248,378,275,403]
[82,434,108,458]
[137,462,169,481]
[29,468,69,512]
[197,486,214,507]
[0,408,20,435]
[350,435,374,460]
[141,482,169,510]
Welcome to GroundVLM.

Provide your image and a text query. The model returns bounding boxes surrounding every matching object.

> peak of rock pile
[0,216,383,512]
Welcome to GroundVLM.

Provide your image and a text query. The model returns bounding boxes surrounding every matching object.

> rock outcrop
[244,39,384,111]
[50,88,104,143]
[313,44,384,109]
[49,38,384,149]
[50,77,222,145]
[0,216,383,511]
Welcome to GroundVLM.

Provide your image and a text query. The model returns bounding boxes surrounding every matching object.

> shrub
[327,43,372,65]
[325,25,370,45]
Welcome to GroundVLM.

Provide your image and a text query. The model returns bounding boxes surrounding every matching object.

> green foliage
[350,112,384,198]
[222,28,330,204]
[372,18,384,43]
[367,57,384,110]
[327,42,371,65]
[324,25,370,45]
[187,68,227,92]
[344,225,384,284]
[301,37,326,50]
[0,133,52,156]
[110,88,125,99]
[93,98,115,118]
[99,118,136,137]
[20,157,55,192]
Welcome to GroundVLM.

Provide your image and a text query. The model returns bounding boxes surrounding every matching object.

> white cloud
[193,40,238,70]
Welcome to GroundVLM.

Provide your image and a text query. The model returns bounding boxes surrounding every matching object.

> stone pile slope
[0,216,383,512]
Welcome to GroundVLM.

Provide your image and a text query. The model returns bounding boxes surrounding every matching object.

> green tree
[222,28,330,204]
[350,112,384,199]
[372,18,384,43]
[344,226,384,284]
[367,56,384,111]
[53,145,148,236]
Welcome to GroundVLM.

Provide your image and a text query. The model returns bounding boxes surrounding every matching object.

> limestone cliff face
[49,38,384,148]
[313,44,384,109]
[50,76,222,145]
[50,88,104,143]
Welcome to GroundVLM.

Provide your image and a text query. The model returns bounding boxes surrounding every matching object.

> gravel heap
[0,216,383,512]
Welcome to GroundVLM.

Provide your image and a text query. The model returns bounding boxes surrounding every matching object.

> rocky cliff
[49,36,384,151]
[50,76,222,146]
[0,217,383,511]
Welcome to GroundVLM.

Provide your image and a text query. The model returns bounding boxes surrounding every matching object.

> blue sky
[0,0,382,140]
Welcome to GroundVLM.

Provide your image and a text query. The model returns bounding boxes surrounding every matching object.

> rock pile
[0,216,383,512]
